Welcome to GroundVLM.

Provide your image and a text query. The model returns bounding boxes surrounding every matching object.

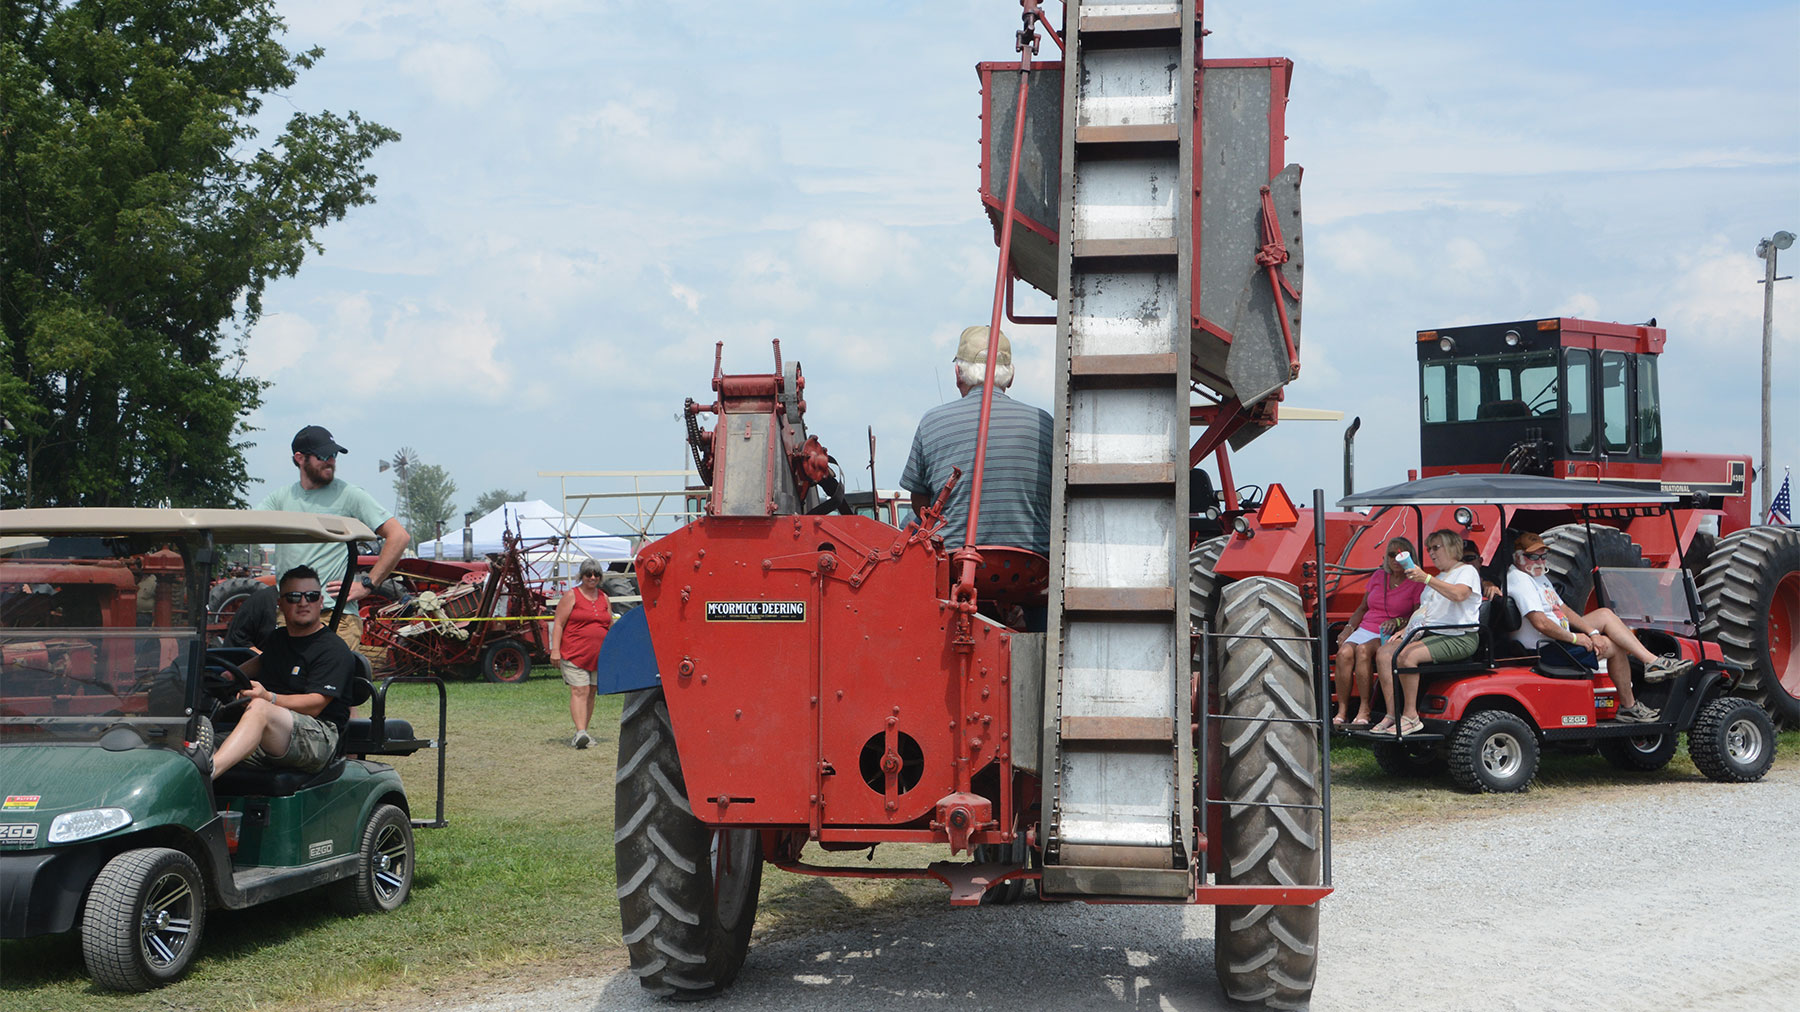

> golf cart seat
[1395,599,1499,679]
[213,655,422,797]
[1485,585,1595,679]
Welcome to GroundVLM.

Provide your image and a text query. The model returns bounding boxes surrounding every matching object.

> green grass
[4,678,1795,1011]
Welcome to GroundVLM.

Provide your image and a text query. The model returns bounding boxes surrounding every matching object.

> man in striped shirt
[900,326,1053,555]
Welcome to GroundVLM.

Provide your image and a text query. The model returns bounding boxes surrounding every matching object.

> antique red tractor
[603,3,1330,1008]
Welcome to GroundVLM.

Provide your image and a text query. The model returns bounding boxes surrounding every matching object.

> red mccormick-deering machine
[604,3,1332,1008]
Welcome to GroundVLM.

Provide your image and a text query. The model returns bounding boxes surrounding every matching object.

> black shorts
[1539,641,1599,669]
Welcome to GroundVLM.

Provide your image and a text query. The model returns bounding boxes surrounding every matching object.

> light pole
[1755,231,1794,522]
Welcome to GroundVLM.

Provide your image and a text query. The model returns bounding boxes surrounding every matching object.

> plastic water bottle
[1395,551,1415,570]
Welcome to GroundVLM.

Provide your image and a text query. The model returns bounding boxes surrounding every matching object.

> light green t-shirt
[257,479,395,608]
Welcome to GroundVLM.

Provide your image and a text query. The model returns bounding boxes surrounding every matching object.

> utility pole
[1756,231,1794,521]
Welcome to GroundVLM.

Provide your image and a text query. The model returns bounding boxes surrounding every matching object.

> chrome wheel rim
[1725,718,1764,766]
[138,871,195,969]
[372,823,410,902]
[1481,732,1523,779]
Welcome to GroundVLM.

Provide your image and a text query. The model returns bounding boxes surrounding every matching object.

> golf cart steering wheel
[203,653,255,705]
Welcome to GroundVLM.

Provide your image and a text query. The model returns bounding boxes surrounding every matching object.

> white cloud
[398,40,503,107]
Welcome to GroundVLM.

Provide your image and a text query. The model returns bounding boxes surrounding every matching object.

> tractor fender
[596,607,660,696]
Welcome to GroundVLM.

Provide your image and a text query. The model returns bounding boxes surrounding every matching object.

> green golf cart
[0,509,445,990]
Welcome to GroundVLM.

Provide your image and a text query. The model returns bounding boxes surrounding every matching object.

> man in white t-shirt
[1505,531,1694,723]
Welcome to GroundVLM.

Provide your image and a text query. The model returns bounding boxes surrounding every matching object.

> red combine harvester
[604,2,1330,1007]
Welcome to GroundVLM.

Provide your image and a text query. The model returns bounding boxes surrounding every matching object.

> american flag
[1771,470,1793,526]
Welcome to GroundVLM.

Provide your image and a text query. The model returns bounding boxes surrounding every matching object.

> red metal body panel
[1426,670,1607,730]
[636,514,1014,840]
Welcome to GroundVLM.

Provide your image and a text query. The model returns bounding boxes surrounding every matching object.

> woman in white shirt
[1370,529,1483,735]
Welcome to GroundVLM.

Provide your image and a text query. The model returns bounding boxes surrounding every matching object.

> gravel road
[429,767,1800,1012]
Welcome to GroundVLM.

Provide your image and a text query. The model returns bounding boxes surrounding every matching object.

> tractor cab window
[1600,351,1631,453]
[1419,351,1558,425]
[1565,349,1593,453]
[1636,355,1662,457]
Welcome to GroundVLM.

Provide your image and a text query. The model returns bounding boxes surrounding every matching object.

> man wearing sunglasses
[211,567,356,779]
[257,424,410,652]
[1506,532,1694,723]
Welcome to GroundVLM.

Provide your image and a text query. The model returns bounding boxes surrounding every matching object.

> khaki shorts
[1424,630,1480,663]
[241,711,340,773]
[559,659,596,688]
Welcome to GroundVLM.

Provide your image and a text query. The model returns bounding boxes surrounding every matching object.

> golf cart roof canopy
[0,508,377,544]
[1337,473,1678,509]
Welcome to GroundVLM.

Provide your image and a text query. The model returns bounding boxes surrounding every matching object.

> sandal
[1346,719,1372,731]
[1368,718,1397,735]
[1331,714,1347,727]
[1399,716,1425,736]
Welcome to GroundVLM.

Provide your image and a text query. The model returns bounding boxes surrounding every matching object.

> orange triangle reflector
[1259,483,1300,528]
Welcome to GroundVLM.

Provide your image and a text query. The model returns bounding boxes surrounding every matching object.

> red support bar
[1005,270,1055,326]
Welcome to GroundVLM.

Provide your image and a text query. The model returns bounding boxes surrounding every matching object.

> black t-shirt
[255,627,356,734]
[224,587,280,649]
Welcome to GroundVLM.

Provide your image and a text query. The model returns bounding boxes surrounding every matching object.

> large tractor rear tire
[1189,535,1230,668]
[1541,523,1644,613]
[615,688,763,998]
[1211,577,1321,1009]
[1698,526,1800,727]
[206,576,267,642]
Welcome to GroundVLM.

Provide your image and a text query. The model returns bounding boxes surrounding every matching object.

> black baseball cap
[291,425,349,457]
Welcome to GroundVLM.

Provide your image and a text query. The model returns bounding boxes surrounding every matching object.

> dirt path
[394,766,1800,1012]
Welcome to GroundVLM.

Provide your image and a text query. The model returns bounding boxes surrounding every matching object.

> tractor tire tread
[1211,578,1321,1010]
[1697,526,1800,727]
[615,688,761,999]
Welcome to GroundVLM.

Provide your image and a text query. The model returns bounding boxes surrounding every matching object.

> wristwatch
[357,574,374,590]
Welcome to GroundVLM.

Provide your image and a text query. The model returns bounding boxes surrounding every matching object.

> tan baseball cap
[954,325,1011,369]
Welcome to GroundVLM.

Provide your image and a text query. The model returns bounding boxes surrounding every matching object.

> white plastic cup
[1395,551,1415,570]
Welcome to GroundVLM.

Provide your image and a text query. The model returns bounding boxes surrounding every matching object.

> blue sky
[242,1,1800,532]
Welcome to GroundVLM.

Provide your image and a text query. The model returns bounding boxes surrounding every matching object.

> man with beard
[257,425,410,652]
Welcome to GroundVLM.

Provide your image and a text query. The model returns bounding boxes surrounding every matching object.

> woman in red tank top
[551,561,613,748]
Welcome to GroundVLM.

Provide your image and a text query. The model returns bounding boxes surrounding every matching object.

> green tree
[397,462,458,545]
[0,1,399,507]
[473,487,526,516]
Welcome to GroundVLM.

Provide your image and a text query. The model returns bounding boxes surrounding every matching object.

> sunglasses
[307,452,338,463]
[280,590,324,603]
[1520,552,1548,562]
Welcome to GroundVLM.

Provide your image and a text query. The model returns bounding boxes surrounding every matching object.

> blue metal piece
[595,608,659,695]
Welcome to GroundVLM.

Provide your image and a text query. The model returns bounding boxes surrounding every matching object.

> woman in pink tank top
[1332,537,1422,728]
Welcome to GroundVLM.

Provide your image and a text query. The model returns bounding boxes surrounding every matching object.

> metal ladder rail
[1042,0,1197,898]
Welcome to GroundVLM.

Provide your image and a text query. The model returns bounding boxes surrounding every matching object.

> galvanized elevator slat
[1043,0,1194,894]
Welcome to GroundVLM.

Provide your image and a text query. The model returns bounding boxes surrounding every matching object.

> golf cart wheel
[82,848,206,992]
[1540,523,1645,613]
[1188,536,1229,669]
[1597,732,1678,772]
[616,687,763,998]
[1211,578,1320,1010]
[330,804,415,915]
[1688,696,1777,783]
[480,638,532,683]
[1372,739,1446,778]
[1449,710,1540,793]
[1698,526,1800,727]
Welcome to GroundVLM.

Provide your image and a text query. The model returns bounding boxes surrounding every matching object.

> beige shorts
[241,711,340,772]
[559,658,596,688]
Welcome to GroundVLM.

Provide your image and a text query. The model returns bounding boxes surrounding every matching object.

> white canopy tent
[411,500,633,568]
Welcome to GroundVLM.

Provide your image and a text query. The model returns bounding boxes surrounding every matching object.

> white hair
[955,358,1013,390]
